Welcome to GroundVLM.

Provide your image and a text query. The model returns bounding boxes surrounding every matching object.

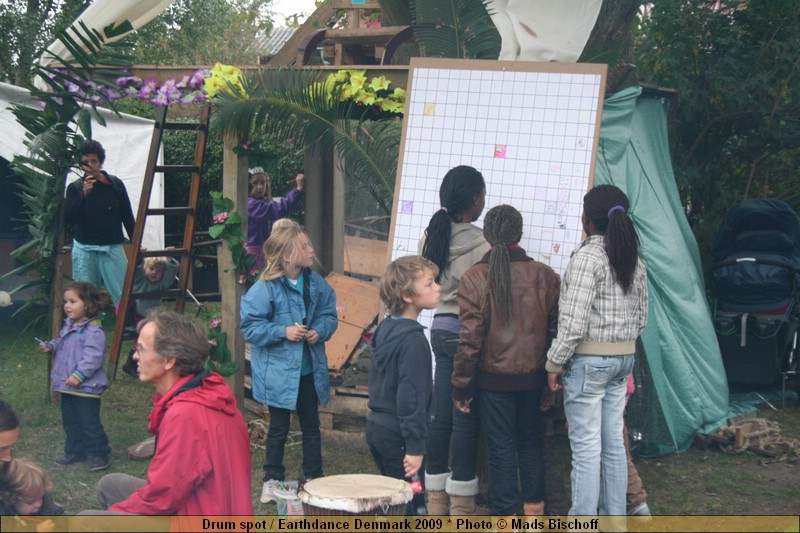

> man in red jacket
[89,311,253,516]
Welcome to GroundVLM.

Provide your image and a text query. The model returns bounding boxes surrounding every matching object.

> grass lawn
[1,303,798,516]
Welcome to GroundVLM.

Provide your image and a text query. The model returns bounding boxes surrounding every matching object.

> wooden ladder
[108,104,210,379]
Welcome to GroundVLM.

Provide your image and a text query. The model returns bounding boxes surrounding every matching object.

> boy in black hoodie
[367,256,440,485]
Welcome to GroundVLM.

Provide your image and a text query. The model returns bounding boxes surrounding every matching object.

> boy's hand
[286,324,308,342]
[305,329,319,345]
[403,454,423,478]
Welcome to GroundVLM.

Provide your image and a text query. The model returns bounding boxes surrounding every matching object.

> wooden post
[331,155,345,275]
[220,138,248,408]
[305,142,336,274]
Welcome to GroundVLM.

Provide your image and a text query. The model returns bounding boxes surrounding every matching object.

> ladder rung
[146,207,194,216]
[140,248,188,258]
[154,165,200,173]
[162,121,205,131]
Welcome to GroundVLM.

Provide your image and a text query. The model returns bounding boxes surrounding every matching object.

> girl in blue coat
[240,220,338,504]
[38,281,111,472]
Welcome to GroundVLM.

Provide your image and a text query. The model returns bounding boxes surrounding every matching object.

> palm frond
[5,19,134,313]
[212,67,401,216]
[411,0,500,59]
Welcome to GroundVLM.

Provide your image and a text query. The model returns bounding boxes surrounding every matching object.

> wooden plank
[343,235,388,278]
[327,272,381,329]
[320,393,369,418]
[326,322,364,371]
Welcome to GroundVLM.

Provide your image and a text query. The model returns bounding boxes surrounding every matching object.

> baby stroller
[710,199,800,393]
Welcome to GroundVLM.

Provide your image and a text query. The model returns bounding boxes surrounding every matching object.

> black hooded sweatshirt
[367,316,432,456]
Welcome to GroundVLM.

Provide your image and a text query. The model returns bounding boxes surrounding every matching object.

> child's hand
[295,173,305,191]
[36,519,56,533]
[165,246,176,252]
[403,454,423,478]
[455,398,472,414]
[38,342,52,353]
[286,324,308,342]
[65,376,80,388]
[305,329,319,345]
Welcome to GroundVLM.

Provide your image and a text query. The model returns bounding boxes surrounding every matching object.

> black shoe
[90,456,109,471]
[122,363,139,378]
[55,453,86,466]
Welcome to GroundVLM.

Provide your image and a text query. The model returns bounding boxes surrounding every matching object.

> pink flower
[209,317,222,329]
[248,267,259,276]
[212,212,230,224]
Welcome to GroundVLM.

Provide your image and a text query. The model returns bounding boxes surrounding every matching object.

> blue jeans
[71,241,128,306]
[264,374,323,481]
[479,388,545,516]
[562,354,634,518]
[426,329,480,481]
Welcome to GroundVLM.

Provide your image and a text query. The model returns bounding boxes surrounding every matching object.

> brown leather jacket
[452,246,560,400]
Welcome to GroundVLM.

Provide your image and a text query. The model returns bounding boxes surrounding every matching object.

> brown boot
[523,501,545,516]
[447,477,479,516]
[425,471,450,516]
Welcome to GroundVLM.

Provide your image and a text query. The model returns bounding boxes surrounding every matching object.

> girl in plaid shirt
[546,184,648,527]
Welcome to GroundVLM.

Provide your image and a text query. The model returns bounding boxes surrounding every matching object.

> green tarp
[595,86,730,457]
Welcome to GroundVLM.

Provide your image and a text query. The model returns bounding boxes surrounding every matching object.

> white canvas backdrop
[0,81,164,249]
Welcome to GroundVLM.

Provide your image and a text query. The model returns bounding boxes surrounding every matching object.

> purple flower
[159,84,182,103]
[176,75,191,88]
[116,75,142,87]
[150,91,169,107]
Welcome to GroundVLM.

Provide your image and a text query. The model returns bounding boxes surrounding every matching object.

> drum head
[299,474,412,514]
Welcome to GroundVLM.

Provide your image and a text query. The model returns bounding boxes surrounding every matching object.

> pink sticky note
[494,145,506,158]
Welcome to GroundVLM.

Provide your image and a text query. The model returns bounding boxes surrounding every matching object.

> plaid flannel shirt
[546,235,648,372]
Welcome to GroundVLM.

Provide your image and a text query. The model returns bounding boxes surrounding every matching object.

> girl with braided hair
[546,184,648,525]
[452,205,560,517]
[418,166,488,515]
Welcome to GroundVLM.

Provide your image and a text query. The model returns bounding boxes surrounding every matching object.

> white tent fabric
[0,81,164,249]
[486,0,603,62]
[39,0,175,67]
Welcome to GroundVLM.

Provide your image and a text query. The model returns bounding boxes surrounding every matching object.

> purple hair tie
[607,205,626,219]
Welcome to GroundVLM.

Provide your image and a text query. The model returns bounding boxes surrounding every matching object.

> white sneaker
[628,501,652,517]
[260,479,279,504]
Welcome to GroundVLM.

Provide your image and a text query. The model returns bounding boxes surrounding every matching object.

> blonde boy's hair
[380,255,439,316]
[5,459,51,503]
[261,219,313,281]
[143,256,169,271]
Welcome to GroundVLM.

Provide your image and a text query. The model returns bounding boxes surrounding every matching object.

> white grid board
[390,59,606,282]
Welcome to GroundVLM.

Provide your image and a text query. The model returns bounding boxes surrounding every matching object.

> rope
[717,417,800,461]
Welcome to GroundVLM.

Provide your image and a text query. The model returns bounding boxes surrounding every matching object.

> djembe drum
[299,474,412,516]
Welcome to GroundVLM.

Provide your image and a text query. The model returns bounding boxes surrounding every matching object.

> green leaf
[208,224,226,239]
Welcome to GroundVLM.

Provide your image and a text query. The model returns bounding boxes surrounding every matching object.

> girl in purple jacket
[245,167,305,270]
[38,281,111,472]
